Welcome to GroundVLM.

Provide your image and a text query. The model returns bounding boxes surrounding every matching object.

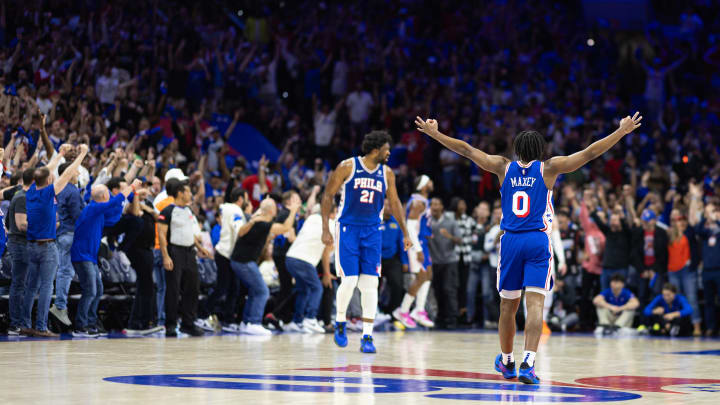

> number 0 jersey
[500,160,554,234]
[337,156,387,226]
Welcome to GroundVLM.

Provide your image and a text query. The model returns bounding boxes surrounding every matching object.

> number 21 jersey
[338,156,387,226]
[500,160,553,234]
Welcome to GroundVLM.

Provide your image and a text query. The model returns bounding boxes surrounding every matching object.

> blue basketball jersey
[500,160,553,233]
[337,156,387,226]
[406,193,432,239]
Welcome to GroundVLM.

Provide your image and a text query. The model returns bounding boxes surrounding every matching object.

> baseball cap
[641,209,656,222]
[164,168,188,182]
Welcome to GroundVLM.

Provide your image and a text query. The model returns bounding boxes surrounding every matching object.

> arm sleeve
[644,295,661,317]
[590,211,610,234]
[694,218,709,238]
[678,295,693,317]
[158,205,173,225]
[102,194,127,227]
[552,226,565,267]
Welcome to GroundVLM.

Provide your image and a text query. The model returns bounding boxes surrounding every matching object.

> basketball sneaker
[195,317,216,332]
[494,354,517,379]
[518,362,540,384]
[244,323,272,336]
[303,318,326,334]
[222,323,242,333]
[360,335,376,353]
[392,308,417,328]
[410,310,435,328]
[334,322,348,347]
[285,321,309,334]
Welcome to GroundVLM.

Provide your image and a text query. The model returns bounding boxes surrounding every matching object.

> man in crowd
[427,197,462,330]
[284,203,334,333]
[591,203,633,290]
[380,199,406,315]
[70,180,140,337]
[50,160,86,328]
[633,209,669,303]
[21,144,88,337]
[231,197,300,335]
[593,273,640,335]
[158,181,211,337]
[5,169,34,335]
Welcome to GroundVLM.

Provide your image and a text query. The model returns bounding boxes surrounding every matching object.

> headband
[416,174,430,191]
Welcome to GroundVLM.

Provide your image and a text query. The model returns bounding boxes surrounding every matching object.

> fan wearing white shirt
[204,187,249,332]
[284,204,337,333]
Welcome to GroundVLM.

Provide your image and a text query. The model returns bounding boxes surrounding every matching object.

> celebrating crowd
[0,0,720,338]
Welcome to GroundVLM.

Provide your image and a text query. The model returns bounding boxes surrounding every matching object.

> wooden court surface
[1,330,719,404]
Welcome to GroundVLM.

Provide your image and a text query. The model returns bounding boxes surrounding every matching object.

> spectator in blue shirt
[49,160,86,328]
[380,200,406,313]
[689,192,720,337]
[593,273,639,335]
[21,144,88,338]
[70,179,139,337]
[641,283,694,337]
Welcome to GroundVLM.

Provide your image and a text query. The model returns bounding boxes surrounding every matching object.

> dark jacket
[695,218,720,271]
[591,212,632,269]
[632,224,669,274]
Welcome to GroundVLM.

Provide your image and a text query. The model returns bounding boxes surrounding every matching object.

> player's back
[500,160,553,233]
[337,156,387,226]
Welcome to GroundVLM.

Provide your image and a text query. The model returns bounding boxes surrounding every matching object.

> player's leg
[518,231,554,384]
[494,232,522,379]
[394,241,426,327]
[334,223,360,347]
[356,226,383,353]
[411,262,434,328]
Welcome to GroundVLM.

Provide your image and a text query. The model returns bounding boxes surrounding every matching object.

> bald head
[91,184,110,202]
[259,198,277,217]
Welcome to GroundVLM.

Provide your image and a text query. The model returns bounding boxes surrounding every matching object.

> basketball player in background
[415,112,642,384]
[322,131,413,353]
[392,175,435,328]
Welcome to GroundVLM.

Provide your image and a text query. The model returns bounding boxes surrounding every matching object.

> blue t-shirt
[57,184,85,235]
[70,194,126,263]
[643,294,693,317]
[25,184,57,241]
[380,217,404,259]
[600,288,634,306]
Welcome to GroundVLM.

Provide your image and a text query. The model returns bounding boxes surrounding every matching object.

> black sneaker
[180,325,205,337]
[166,327,178,337]
[72,328,99,338]
[7,326,21,336]
[90,324,108,337]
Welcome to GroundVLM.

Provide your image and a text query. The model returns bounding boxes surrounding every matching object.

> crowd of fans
[0,0,719,338]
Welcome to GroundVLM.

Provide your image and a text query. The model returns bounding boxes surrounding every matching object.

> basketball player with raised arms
[392,174,435,328]
[415,112,642,384]
[322,130,413,353]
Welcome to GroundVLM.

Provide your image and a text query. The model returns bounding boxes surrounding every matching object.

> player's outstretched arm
[321,159,353,245]
[544,112,642,182]
[415,117,509,179]
[385,169,413,251]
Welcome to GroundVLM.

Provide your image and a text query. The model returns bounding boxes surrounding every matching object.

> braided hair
[513,130,546,163]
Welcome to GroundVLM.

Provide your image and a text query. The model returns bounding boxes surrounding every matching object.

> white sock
[522,351,536,367]
[335,276,358,323]
[414,281,431,312]
[400,293,415,313]
[502,352,514,365]
[362,322,374,336]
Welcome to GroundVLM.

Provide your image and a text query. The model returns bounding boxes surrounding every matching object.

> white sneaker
[195,318,216,332]
[285,321,309,334]
[222,323,241,333]
[244,323,272,336]
[618,327,637,337]
[347,319,363,332]
[238,322,248,334]
[594,326,604,336]
[374,312,392,326]
[303,319,326,334]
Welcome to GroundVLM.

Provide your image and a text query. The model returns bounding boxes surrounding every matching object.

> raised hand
[78,144,89,155]
[619,112,642,135]
[415,116,438,135]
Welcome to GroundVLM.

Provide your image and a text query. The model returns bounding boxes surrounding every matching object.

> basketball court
[2,330,719,404]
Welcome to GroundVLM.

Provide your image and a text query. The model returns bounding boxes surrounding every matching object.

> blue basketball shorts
[335,222,382,277]
[496,230,554,298]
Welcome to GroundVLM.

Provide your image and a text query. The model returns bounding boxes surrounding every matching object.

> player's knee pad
[357,274,378,293]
